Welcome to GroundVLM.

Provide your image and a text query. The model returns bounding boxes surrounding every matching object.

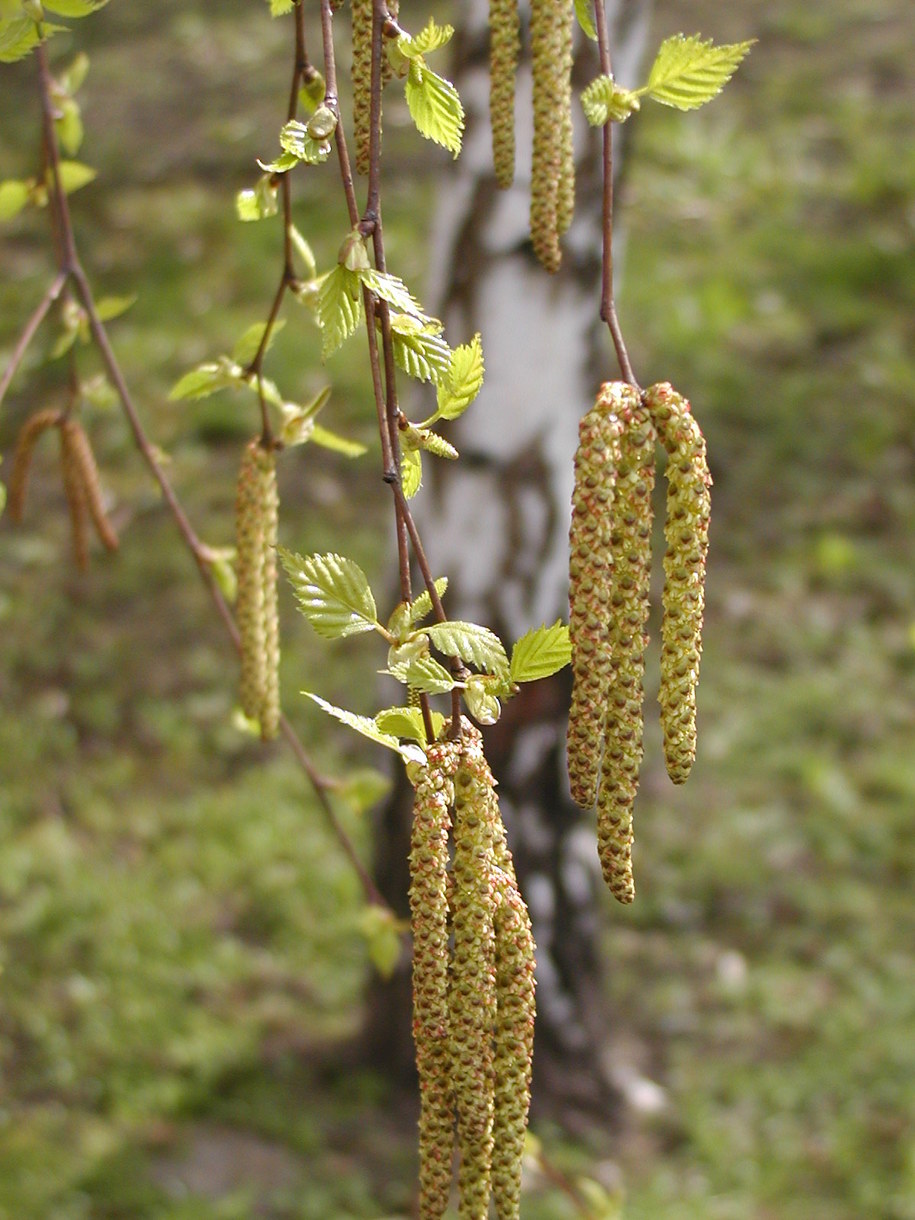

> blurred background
[1,0,913,1217]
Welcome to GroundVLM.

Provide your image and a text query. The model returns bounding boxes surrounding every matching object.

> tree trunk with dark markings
[367,0,653,1124]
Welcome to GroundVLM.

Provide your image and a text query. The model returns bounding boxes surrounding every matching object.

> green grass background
[1,1,914,1216]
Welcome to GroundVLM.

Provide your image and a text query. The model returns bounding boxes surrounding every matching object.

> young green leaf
[59,50,89,94]
[232,318,286,366]
[303,691,425,764]
[401,447,423,499]
[357,268,426,318]
[281,550,378,639]
[310,424,368,458]
[55,160,96,194]
[375,706,445,744]
[426,621,509,677]
[236,176,279,222]
[94,294,136,322]
[43,0,109,14]
[288,224,317,278]
[268,0,295,14]
[278,118,331,165]
[168,359,242,401]
[359,904,407,979]
[573,0,597,40]
[509,621,572,684]
[315,264,364,358]
[404,61,464,157]
[643,34,754,111]
[409,578,448,625]
[390,315,452,385]
[580,75,641,126]
[55,99,83,156]
[0,17,64,64]
[0,180,30,222]
[435,332,484,420]
[386,651,455,695]
[396,17,454,59]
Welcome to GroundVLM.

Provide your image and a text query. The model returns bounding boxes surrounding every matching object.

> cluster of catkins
[408,723,536,1220]
[488,0,574,272]
[235,438,280,740]
[6,407,119,570]
[567,381,711,902]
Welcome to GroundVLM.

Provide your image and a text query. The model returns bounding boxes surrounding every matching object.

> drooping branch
[22,39,386,912]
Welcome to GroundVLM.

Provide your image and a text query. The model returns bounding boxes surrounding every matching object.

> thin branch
[0,271,66,408]
[593,0,637,387]
[26,40,384,911]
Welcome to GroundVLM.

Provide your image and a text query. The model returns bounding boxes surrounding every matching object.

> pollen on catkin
[58,418,90,572]
[351,0,373,175]
[596,399,656,904]
[644,382,711,785]
[235,440,280,740]
[451,732,499,1220]
[63,418,119,553]
[488,0,520,189]
[567,382,636,809]
[6,408,62,522]
[530,0,567,272]
[409,738,461,1220]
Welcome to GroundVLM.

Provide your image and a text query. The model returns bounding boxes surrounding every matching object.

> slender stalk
[593,0,637,387]
[27,41,384,911]
[0,271,66,408]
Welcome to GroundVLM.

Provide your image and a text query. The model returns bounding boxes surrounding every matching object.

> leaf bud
[306,105,337,141]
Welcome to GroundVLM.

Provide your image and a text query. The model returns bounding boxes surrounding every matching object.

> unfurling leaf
[375,706,446,744]
[573,0,597,40]
[358,267,425,318]
[580,74,641,126]
[390,315,452,385]
[426,620,509,678]
[386,651,455,695]
[397,16,454,59]
[315,264,364,358]
[54,160,96,194]
[359,904,407,979]
[278,118,332,165]
[404,60,464,156]
[464,675,501,725]
[168,359,242,401]
[94,294,136,322]
[0,179,30,222]
[303,691,425,764]
[401,447,423,499]
[409,578,448,624]
[435,332,484,419]
[43,0,110,14]
[236,175,279,222]
[510,621,571,683]
[281,549,378,638]
[309,424,367,457]
[643,34,754,111]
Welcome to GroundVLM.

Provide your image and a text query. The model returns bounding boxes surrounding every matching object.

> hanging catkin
[596,399,655,903]
[566,382,634,809]
[488,0,520,188]
[530,0,566,272]
[409,738,461,1220]
[58,418,90,571]
[235,440,280,741]
[6,408,62,522]
[644,383,711,785]
[63,418,119,553]
[450,732,499,1220]
[490,870,535,1220]
[351,0,373,175]
[555,0,575,237]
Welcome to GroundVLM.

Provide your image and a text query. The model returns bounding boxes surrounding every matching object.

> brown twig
[0,270,67,409]
[26,41,385,911]
[593,0,637,387]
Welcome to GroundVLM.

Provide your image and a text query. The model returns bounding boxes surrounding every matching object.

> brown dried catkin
[489,0,520,188]
[596,399,656,904]
[644,383,711,785]
[62,418,119,552]
[6,408,62,522]
[58,419,90,571]
[567,382,635,809]
[235,440,280,741]
[409,739,461,1220]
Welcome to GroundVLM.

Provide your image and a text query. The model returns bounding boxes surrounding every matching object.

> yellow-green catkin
[352,0,373,176]
[556,0,574,237]
[58,418,90,572]
[567,382,635,809]
[644,382,711,785]
[530,0,566,272]
[6,408,61,522]
[235,439,280,739]
[381,0,398,86]
[451,732,499,1220]
[258,446,280,740]
[489,0,520,188]
[490,871,535,1220]
[64,418,119,553]
[597,400,656,903]
[409,738,461,1220]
